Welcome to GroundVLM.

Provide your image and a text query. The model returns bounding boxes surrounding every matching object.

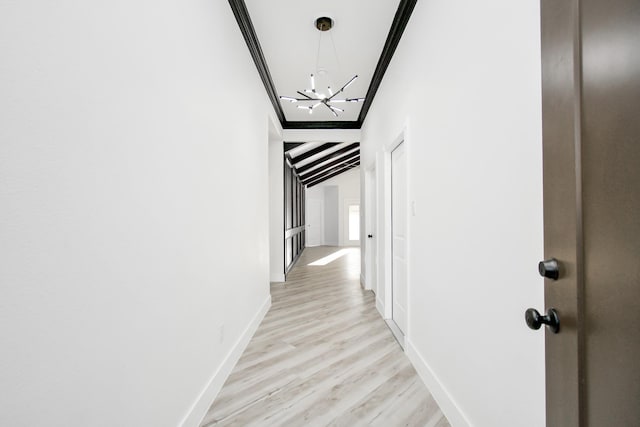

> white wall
[360,1,544,426]
[305,168,360,248]
[0,2,275,426]
[283,129,360,144]
[268,119,285,282]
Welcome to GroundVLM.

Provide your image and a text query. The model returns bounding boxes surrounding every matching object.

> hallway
[200,246,449,426]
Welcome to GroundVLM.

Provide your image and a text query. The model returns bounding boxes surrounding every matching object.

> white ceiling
[244,0,400,122]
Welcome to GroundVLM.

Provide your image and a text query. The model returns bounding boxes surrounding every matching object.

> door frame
[364,164,377,292]
[382,125,410,347]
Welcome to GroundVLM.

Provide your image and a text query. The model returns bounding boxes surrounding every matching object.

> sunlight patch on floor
[308,248,357,266]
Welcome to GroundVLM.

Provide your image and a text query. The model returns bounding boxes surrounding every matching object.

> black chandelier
[279,17,365,117]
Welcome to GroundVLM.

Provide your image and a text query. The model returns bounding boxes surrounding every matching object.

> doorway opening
[348,204,360,241]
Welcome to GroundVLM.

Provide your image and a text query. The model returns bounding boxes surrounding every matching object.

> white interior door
[391,142,408,335]
[306,199,323,247]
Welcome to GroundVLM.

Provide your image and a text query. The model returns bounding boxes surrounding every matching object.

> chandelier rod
[327,75,358,101]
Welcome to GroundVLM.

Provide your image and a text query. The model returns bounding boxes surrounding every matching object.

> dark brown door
[540,0,640,425]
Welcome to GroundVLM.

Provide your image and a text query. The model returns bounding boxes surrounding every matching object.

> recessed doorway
[389,141,407,346]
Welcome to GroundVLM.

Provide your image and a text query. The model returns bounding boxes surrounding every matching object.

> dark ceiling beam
[289,143,340,164]
[357,0,417,124]
[297,148,359,177]
[283,121,360,130]
[228,0,285,124]
[295,143,360,174]
[307,162,361,187]
[284,142,306,152]
[302,158,360,185]
[302,156,361,185]
[299,152,360,181]
[305,163,358,187]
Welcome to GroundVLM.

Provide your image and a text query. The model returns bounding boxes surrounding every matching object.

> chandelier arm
[297,91,315,100]
[327,90,343,101]
[322,102,339,117]
[327,75,358,101]
[279,96,321,103]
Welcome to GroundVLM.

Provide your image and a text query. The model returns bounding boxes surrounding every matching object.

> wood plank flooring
[200,246,450,427]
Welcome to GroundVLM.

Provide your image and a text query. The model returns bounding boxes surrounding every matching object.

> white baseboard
[405,340,471,427]
[270,273,285,283]
[375,297,385,318]
[180,294,271,427]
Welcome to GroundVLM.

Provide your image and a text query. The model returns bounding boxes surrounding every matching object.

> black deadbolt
[525,308,560,333]
[538,258,560,280]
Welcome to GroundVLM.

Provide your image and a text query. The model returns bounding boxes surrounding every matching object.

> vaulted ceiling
[285,142,360,187]
[229,0,415,185]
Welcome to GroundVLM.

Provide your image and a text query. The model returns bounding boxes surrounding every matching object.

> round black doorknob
[367,234,373,238]
[538,258,560,280]
[525,308,560,333]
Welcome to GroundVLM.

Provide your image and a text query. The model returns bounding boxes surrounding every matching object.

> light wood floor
[200,246,450,427]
